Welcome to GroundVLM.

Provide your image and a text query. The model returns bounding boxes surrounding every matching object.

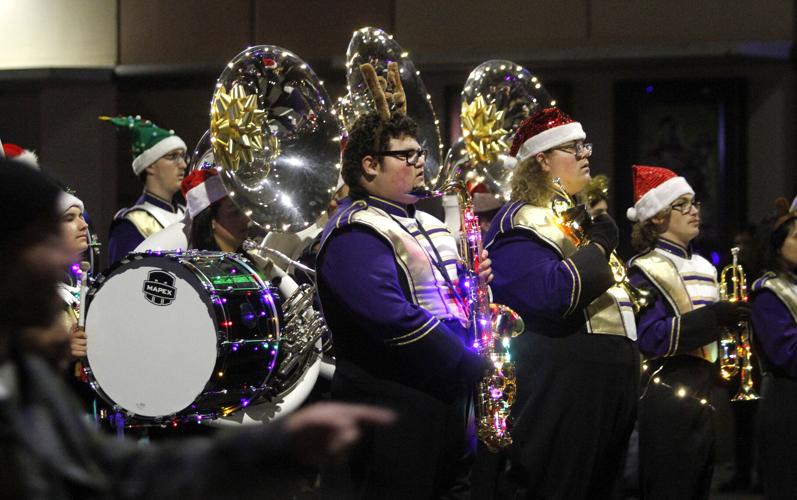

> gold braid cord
[359,62,407,120]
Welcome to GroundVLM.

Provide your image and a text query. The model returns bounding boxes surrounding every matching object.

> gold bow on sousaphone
[202,45,343,423]
[441,60,558,205]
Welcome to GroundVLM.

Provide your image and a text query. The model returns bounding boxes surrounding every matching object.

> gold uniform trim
[513,203,628,336]
[348,206,466,325]
[125,210,166,239]
[511,204,577,257]
[761,274,797,324]
[632,251,716,360]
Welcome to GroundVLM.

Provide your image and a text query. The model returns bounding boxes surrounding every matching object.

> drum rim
[82,250,281,424]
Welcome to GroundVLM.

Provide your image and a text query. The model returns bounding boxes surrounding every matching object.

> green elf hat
[100,115,187,175]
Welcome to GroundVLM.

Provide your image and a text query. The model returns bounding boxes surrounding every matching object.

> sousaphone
[207,45,343,424]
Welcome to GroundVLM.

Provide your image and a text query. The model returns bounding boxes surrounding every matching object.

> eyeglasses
[553,143,592,160]
[162,151,188,163]
[369,148,428,166]
[670,199,702,214]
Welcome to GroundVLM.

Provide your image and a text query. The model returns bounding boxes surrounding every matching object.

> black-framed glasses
[670,199,702,214]
[553,142,592,160]
[162,151,188,163]
[369,148,428,166]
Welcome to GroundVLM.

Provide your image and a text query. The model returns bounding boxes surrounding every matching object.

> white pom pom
[626,207,638,221]
[499,154,518,170]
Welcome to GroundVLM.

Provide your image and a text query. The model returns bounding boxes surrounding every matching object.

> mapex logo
[142,270,177,306]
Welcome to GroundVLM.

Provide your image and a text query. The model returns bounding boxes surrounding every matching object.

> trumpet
[718,247,759,401]
[551,178,652,313]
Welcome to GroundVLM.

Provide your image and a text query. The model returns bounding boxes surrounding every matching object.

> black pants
[331,360,474,500]
[502,333,639,500]
[757,374,797,500]
[638,356,715,500]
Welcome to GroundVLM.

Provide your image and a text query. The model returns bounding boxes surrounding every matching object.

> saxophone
[448,184,524,452]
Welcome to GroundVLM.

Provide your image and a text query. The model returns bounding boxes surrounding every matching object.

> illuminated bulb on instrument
[653,377,661,384]
[227,62,234,68]
[244,209,253,217]
[499,65,506,70]
[676,388,687,398]
[416,70,421,75]
[642,363,648,371]
[217,371,224,377]
[535,83,541,89]
[401,51,409,57]
[531,76,538,83]
[319,80,324,85]
[550,100,557,106]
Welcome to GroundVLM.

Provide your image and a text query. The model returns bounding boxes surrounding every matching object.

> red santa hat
[626,165,695,222]
[2,142,39,168]
[510,107,586,162]
[180,169,228,218]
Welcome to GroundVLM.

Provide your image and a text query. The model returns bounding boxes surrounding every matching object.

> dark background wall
[0,0,794,270]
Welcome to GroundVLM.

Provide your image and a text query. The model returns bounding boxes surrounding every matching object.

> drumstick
[77,261,90,328]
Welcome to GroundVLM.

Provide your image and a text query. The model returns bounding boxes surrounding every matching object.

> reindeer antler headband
[359,62,407,121]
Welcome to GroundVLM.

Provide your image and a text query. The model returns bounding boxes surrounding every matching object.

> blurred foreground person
[0,159,394,499]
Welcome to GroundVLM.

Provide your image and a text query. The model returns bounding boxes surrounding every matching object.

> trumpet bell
[210,45,343,233]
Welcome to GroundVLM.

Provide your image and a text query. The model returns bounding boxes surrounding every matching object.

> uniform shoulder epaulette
[752,271,775,292]
[123,209,165,239]
[328,199,369,232]
[505,202,575,257]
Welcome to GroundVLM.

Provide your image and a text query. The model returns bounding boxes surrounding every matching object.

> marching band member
[316,108,491,498]
[102,115,187,264]
[0,158,397,499]
[626,165,750,499]
[484,107,638,499]
[1,142,39,167]
[750,197,797,499]
[135,168,247,254]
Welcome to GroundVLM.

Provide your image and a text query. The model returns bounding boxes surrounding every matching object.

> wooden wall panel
[591,0,794,45]
[252,0,394,63]
[395,0,588,59]
[119,0,253,65]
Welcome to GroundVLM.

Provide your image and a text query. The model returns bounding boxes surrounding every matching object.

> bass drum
[84,251,282,423]
[214,264,326,426]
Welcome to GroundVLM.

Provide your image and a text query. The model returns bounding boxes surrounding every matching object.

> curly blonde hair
[510,155,554,207]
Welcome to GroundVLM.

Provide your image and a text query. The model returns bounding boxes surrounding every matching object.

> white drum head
[86,259,218,417]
